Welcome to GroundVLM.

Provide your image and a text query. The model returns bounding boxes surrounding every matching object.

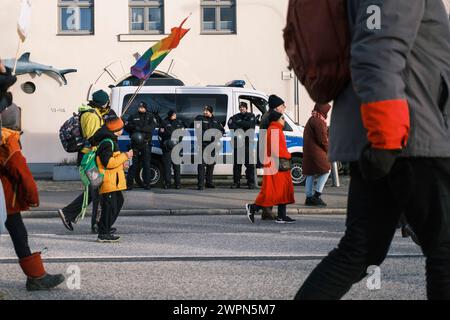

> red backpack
[283,0,351,104]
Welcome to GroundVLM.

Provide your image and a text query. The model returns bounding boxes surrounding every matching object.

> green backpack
[77,138,114,221]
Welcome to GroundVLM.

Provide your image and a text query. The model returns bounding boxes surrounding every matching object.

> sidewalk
[23,177,350,218]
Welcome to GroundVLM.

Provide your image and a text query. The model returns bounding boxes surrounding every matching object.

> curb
[21,207,347,219]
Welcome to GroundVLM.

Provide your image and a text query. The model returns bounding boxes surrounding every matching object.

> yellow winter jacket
[96,151,128,194]
[80,106,108,154]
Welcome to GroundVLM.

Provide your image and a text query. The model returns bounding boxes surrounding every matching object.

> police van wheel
[139,159,163,187]
[291,156,305,186]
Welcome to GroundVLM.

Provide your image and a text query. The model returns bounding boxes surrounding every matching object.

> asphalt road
[0,215,425,300]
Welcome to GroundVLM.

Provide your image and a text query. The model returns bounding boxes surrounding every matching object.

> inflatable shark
[3,53,77,85]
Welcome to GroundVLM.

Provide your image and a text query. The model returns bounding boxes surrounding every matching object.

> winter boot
[261,207,277,220]
[313,192,327,207]
[304,197,315,206]
[19,253,65,291]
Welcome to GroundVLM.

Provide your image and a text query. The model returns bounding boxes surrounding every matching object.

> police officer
[195,105,225,190]
[125,101,159,190]
[228,102,256,189]
[159,110,185,189]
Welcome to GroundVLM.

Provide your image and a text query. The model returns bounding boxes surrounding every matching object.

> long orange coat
[0,128,39,215]
[255,121,295,207]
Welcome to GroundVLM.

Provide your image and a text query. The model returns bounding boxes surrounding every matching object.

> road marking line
[0,254,424,264]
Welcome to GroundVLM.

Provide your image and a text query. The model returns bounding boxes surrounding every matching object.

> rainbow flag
[131,17,190,80]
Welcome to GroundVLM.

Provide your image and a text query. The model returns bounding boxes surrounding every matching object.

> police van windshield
[176,94,228,128]
[122,94,175,123]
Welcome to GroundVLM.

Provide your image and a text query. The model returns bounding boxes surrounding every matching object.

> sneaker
[248,184,257,190]
[283,216,296,224]
[275,217,286,224]
[197,186,204,190]
[26,273,65,291]
[58,209,73,231]
[205,183,216,189]
[175,185,181,189]
[97,234,121,243]
[231,183,240,189]
[245,203,255,223]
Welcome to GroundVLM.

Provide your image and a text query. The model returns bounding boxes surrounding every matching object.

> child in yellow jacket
[94,116,133,243]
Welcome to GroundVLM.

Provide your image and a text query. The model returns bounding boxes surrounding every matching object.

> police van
[110,74,305,186]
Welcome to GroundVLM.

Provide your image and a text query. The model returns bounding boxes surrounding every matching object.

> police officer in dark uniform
[195,105,225,190]
[159,110,185,189]
[125,101,159,190]
[228,102,256,189]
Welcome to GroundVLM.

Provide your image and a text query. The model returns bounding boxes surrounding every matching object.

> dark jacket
[0,68,16,113]
[227,112,256,131]
[94,126,128,194]
[194,115,225,148]
[329,0,450,161]
[158,118,185,152]
[303,104,332,175]
[125,111,159,143]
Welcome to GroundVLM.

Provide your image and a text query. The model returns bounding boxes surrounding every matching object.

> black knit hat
[268,94,285,109]
[204,105,213,114]
[167,109,176,118]
[91,90,109,107]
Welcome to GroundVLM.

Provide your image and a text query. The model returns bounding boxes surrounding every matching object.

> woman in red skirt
[246,111,295,223]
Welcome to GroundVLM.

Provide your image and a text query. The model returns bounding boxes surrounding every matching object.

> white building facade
[0,0,314,175]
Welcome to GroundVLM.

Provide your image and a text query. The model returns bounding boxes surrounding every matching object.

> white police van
[110,74,305,186]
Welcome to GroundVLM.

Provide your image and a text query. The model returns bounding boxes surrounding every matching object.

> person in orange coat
[0,127,65,291]
[246,111,296,224]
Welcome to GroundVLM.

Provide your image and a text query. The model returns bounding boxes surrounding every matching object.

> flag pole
[121,75,149,116]
[12,40,22,75]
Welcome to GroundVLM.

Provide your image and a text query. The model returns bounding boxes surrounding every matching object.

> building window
[58,0,94,34]
[201,0,236,34]
[129,0,164,34]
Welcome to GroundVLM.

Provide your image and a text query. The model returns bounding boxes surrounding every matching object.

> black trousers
[98,191,124,235]
[127,144,151,187]
[232,140,255,185]
[198,163,215,187]
[5,213,32,259]
[162,151,181,186]
[62,184,99,225]
[295,158,450,300]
